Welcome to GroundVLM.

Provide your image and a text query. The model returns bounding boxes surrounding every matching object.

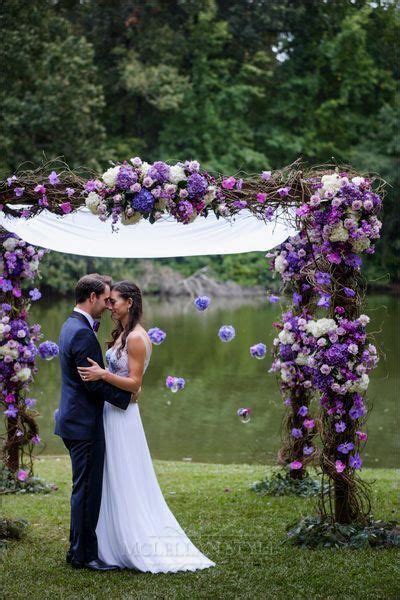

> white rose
[348,373,369,392]
[295,353,309,365]
[102,166,120,187]
[358,314,370,326]
[329,222,349,242]
[169,165,187,185]
[306,318,337,337]
[204,185,216,204]
[274,254,288,274]
[85,191,101,214]
[140,162,151,177]
[320,173,344,197]
[17,367,32,382]
[351,176,365,187]
[3,237,19,252]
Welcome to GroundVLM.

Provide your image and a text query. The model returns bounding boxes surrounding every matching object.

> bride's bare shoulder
[127,327,151,349]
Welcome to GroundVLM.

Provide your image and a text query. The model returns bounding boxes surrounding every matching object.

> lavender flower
[48,171,60,185]
[250,343,267,359]
[187,173,208,198]
[166,376,185,393]
[116,166,137,190]
[349,452,362,470]
[303,445,314,456]
[4,405,18,418]
[291,428,303,439]
[130,188,155,213]
[335,421,347,433]
[29,288,42,302]
[218,325,235,342]
[298,406,308,417]
[337,442,354,454]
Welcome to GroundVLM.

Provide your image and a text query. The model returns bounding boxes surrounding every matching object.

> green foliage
[251,469,327,497]
[286,515,400,549]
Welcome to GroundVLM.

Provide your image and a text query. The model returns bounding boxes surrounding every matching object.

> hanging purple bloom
[335,460,346,473]
[291,428,303,439]
[303,445,314,456]
[38,341,59,360]
[194,296,210,311]
[25,398,37,408]
[337,442,354,454]
[250,343,267,359]
[7,175,17,186]
[147,327,166,345]
[218,325,235,342]
[343,287,356,298]
[298,406,308,417]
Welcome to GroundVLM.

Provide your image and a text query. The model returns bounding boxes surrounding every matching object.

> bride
[77,280,215,573]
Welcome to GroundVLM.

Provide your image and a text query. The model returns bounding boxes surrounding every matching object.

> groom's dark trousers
[54,311,131,563]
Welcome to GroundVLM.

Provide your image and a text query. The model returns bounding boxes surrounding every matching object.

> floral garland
[0,230,59,478]
[269,173,383,523]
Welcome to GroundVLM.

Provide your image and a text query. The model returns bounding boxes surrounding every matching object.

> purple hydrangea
[250,343,267,359]
[130,188,155,213]
[187,173,208,198]
[166,376,185,392]
[194,296,210,311]
[116,166,137,190]
[218,325,236,343]
[29,288,42,302]
[177,200,194,223]
[38,341,59,360]
[147,327,166,345]
[148,161,170,183]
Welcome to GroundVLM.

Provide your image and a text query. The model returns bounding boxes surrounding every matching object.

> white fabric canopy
[0,207,297,258]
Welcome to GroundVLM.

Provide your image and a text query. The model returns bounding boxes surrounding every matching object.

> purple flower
[303,445,314,456]
[278,187,290,197]
[48,171,60,185]
[148,161,170,184]
[268,295,280,303]
[147,327,166,345]
[1,303,12,312]
[349,452,362,470]
[31,434,41,445]
[292,292,302,306]
[187,173,208,198]
[4,405,18,418]
[7,175,17,186]
[218,325,235,342]
[17,469,29,481]
[166,375,185,392]
[343,287,356,298]
[14,187,25,197]
[261,171,271,181]
[250,343,267,359]
[221,176,236,190]
[176,200,194,223]
[116,166,137,190]
[29,288,42,302]
[130,188,155,213]
[335,460,346,473]
[315,271,331,285]
[66,187,75,197]
[38,341,59,360]
[25,398,37,408]
[317,294,331,308]
[298,406,308,417]
[291,428,303,439]
[303,418,315,430]
[60,202,72,214]
[85,180,98,192]
[289,460,302,470]
[34,184,46,194]
[194,296,210,311]
[335,421,347,433]
[337,442,354,454]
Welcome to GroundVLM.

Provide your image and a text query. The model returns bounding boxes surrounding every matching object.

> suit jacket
[54,311,131,440]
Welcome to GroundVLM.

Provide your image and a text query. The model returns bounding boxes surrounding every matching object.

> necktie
[93,321,100,333]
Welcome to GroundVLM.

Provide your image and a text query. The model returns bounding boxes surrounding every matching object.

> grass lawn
[1,457,399,599]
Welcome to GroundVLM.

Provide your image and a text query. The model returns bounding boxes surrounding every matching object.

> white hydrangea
[17,367,32,382]
[169,165,187,185]
[358,314,370,326]
[352,237,370,253]
[320,173,343,197]
[306,318,337,338]
[102,166,120,187]
[295,353,309,365]
[85,191,101,214]
[329,222,349,242]
[3,237,19,252]
[278,330,295,345]
[140,162,151,177]
[274,254,288,274]
[0,344,19,359]
[347,373,369,393]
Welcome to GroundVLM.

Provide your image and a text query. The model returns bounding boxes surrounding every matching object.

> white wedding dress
[96,331,216,573]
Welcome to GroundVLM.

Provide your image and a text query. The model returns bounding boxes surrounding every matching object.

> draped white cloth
[0,207,297,258]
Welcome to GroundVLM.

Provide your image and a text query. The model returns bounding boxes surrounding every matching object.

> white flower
[351,176,365,187]
[278,330,295,345]
[348,373,369,393]
[352,237,370,253]
[274,254,288,274]
[140,162,151,177]
[121,211,143,226]
[130,156,142,167]
[320,173,343,197]
[85,191,101,214]
[348,343,358,355]
[17,367,32,382]
[102,166,120,187]
[29,259,39,273]
[169,165,187,185]
[295,353,309,365]
[329,222,349,242]
[358,314,370,326]
[164,183,177,194]
[204,185,216,204]
[306,318,337,338]
[3,237,19,252]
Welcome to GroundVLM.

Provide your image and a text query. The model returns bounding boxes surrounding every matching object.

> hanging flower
[194,296,210,311]
[147,327,166,345]
[218,325,236,342]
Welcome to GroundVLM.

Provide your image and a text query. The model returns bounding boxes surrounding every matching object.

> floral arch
[0,157,384,529]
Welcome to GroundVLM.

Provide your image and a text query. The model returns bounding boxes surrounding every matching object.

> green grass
[1,457,399,599]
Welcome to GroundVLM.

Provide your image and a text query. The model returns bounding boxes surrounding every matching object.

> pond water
[27,294,399,468]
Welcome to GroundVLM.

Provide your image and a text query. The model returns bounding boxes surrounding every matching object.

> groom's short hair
[75,274,112,304]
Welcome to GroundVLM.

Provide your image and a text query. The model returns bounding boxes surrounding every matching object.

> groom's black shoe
[84,559,120,572]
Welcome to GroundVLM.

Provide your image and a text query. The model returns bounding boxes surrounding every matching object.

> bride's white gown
[96,332,216,573]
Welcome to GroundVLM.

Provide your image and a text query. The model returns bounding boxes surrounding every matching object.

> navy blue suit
[55,311,131,563]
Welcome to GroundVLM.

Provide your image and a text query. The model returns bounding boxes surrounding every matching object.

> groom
[55,274,132,571]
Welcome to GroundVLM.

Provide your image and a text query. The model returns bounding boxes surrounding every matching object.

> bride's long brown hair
[108,280,143,358]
